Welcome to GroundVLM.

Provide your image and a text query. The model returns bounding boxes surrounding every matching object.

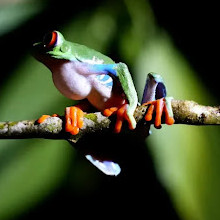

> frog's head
[32,31,72,69]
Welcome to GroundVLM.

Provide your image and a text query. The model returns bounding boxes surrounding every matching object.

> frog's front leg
[96,62,138,133]
[141,73,174,128]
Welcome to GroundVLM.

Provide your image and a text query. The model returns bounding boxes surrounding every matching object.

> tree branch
[0,99,219,143]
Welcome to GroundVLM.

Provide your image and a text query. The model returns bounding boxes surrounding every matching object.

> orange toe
[143,98,174,128]
[104,105,133,133]
[114,104,127,133]
[145,104,154,121]
[37,115,50,124]
[65,107,73,132]
[163,102,175,125]
[70,107,77,128]
[77,108,84,129]
[37,114,59,124]
[114,120,123,133]
[154,99,164,128]
[70,127,80,135]
[103,107,118,117]
[166,117,175,125]
[65,106,84,135]
[103,109,112,117]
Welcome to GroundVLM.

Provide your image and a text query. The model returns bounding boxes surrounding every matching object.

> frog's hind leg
[142,73,174,128]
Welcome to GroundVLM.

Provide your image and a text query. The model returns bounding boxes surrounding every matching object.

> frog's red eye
[43,31,58,48]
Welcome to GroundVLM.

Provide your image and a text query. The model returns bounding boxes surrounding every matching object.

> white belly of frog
[88,74,126,111]
[52,62,92,100]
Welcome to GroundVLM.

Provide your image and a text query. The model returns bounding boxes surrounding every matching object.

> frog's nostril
[43,31,57,48]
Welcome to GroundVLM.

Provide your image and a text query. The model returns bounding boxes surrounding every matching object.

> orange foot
[143,98,174,128]
[37,114,58,124]
[65,106,84,135]
[103,103,132,133]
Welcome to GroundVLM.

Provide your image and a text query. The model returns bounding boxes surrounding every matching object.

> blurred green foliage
[0,0,44,36]
[0,0,219,219]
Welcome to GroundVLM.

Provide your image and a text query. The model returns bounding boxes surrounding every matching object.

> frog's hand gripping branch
[110,62,138,132]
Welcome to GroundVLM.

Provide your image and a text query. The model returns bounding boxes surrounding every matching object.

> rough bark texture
[0,99,219,143]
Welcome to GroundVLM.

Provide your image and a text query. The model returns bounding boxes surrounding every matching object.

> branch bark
[0,99,219,143]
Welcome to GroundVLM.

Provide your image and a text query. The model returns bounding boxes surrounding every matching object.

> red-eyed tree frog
[33,31,174,176]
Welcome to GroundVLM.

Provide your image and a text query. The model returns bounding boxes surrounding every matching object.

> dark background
[0,1,219,219]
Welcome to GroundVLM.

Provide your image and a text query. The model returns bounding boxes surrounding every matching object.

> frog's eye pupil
[43,31,57,48]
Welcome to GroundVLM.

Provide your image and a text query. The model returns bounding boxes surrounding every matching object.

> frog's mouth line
[32,42,44,55]
[32,42,53,61]
[32,41,51,53]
